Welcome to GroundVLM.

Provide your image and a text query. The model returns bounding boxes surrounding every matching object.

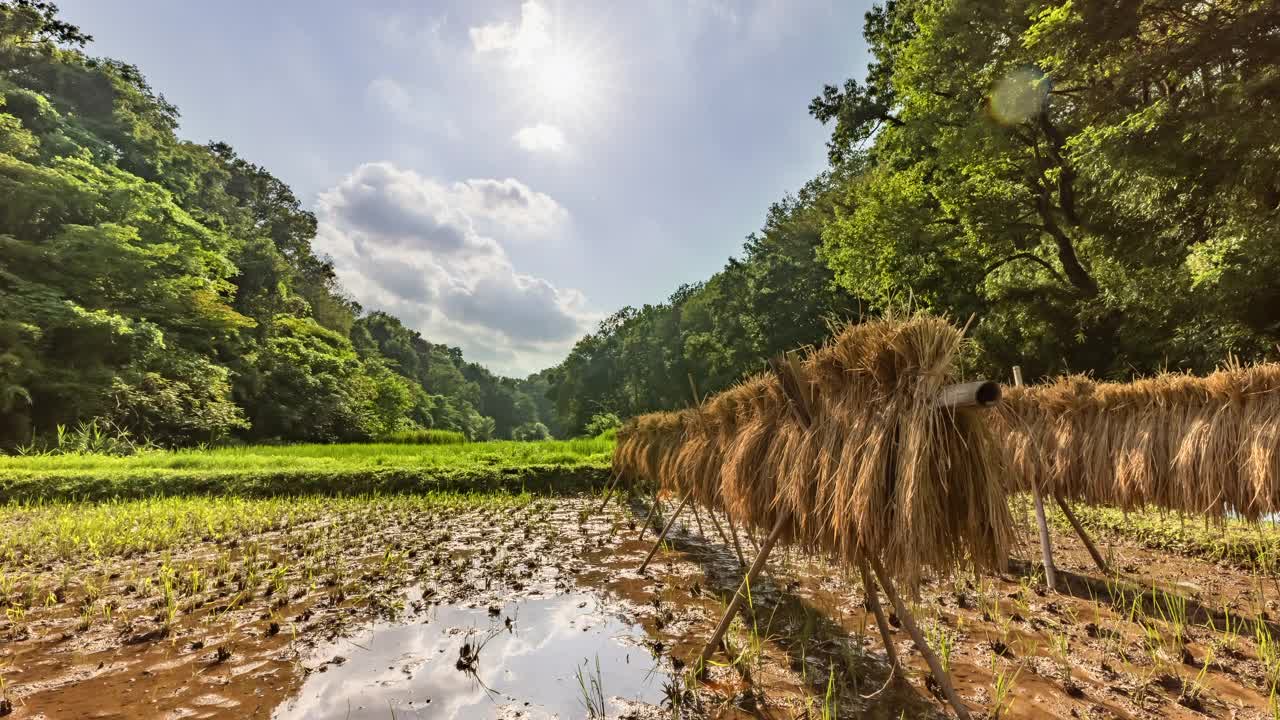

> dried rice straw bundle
[992,360,1280,520]
[616,311,1013,590]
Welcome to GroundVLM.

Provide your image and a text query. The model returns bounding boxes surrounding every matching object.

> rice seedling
[0,439,612,504]
[927,620,957,673]
[161,571,179,635]
[1258,624,1280,685]
[1216,604,1239,655]
[989,655,1022,719]
[1153,586,1188,649]
[1049,630,1071,680]
[574,655,607,719]
[1179,647,1214,709]
[819,667,840,720]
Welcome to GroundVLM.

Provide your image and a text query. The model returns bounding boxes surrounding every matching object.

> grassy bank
[0,438,613,502]
[1012,496,1280,571]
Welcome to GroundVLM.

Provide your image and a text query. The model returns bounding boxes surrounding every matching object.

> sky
[55,0,874,377]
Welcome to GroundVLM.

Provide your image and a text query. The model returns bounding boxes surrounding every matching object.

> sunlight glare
[535,52,587,109]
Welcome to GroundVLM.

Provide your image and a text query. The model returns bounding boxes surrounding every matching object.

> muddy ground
[3,494,1280,718]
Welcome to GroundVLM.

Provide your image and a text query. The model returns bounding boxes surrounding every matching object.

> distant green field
[0,438,614,502]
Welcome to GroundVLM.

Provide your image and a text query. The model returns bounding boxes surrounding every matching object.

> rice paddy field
[6,439,1280,718]
[0,438,614,502]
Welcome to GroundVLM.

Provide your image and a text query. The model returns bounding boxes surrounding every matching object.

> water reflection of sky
[273,593,666,719]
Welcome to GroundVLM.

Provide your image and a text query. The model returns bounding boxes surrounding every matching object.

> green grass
[1021,496,1280,570]
[0,438,614,502]
[377,429,468,445]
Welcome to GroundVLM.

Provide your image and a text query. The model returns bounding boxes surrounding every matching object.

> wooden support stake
[1054,492,1109,574]
[726,515,748,565]
[869,557,972,720]
[697,516,787,669]
[597,473,623,513]
[707,509,745,567]
[1015,365,1058,592]
[691,503,707,538]
[639,489,693,573]
[860,557,900,673]
[636,491,662,541]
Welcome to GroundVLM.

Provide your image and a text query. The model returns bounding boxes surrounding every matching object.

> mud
[4,494,1280,718]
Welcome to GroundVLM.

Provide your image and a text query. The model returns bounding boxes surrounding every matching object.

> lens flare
[989,67,1048,125]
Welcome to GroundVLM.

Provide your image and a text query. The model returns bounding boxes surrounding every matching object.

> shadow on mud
[1006,556,1280,639]
[626,495,944,719]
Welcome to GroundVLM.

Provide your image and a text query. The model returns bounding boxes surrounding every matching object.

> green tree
[814,0,1280,378]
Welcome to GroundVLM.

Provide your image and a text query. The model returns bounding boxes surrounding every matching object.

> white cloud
[314,162,593,376]
[469,0,551,65]
[513,123,566,152]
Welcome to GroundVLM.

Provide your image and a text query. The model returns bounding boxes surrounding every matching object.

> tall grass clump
[378,429,468,445]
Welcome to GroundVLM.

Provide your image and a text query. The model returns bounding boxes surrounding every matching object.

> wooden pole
[860,557,900,673]
[597,472,623,513]
[869,557,972,720]
[726,515,749,562]
[690,503,707,538]
[639,489,694,573]
[1054,492,1109,574]
[1015,365,1058,592]
[696,516,787,669]
[707,509,746,567]
[635,491,662,541]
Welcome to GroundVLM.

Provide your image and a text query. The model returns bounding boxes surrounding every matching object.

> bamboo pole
[707,509,746,567]
[860,557,900,673]
[726,515,748,567]
[597,472,622,513]
[1054,492,1109,573]
[635,490,662,541]
[696,515,787,669]
[870,557,972,720]
[691,503,707,538]
[1016,365,1058,592]
[639,489,694,573]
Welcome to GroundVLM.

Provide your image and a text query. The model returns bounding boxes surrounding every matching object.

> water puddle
[274,592,668,719]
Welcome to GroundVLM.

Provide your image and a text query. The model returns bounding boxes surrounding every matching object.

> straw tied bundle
[995,363,1280,520]
[614,313,1013,589]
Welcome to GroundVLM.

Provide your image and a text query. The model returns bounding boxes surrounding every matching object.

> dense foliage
[544,0,1280,433]
[0,1,550,447]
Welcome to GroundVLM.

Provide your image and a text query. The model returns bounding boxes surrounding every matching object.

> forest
[2,0,1278,446]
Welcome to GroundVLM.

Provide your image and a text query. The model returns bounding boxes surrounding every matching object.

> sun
[502,5,621,142]
[526,47,602,125]
[535,52,587,108]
